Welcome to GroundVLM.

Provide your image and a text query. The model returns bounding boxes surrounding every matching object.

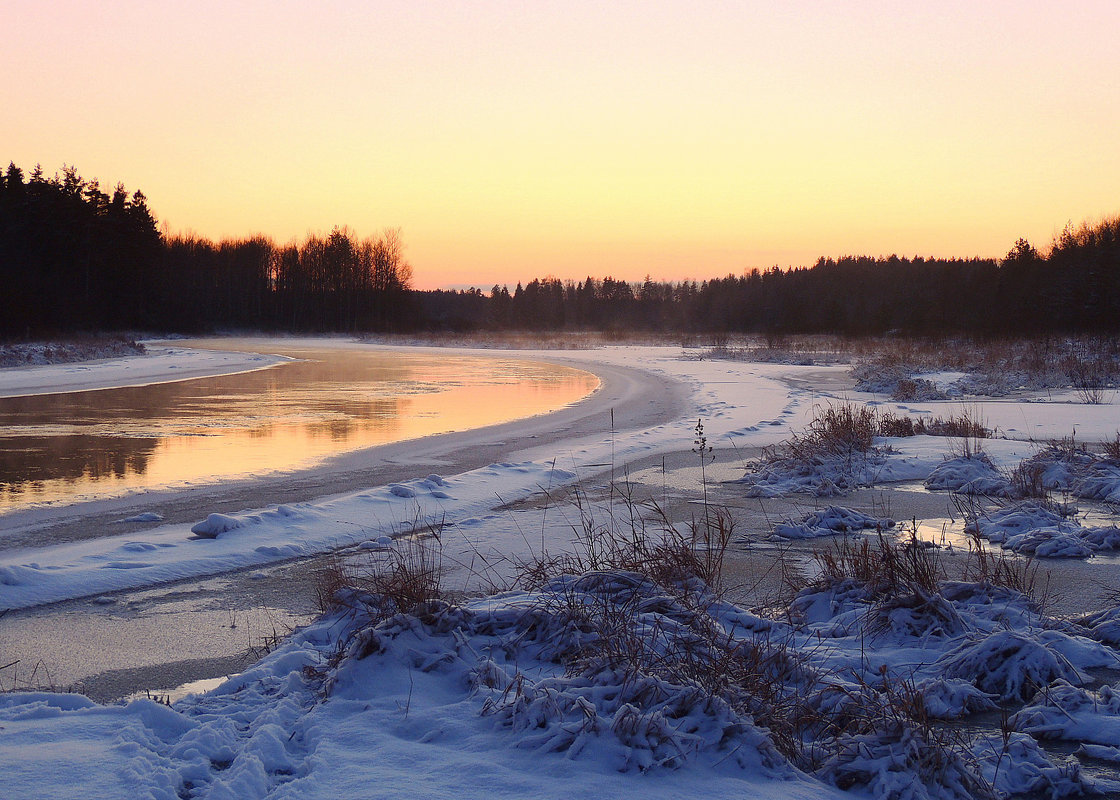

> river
[0,339,599,514]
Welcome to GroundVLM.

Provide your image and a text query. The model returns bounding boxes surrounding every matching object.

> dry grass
[876,409,989,440]
[513,491,734,594]
[308,475,1006,794]
[960,530,1047,605]
[1103,432,1120,460]
[1006,460,1048,499]
[807,530,944,599]
[762,403,878,474]
[0,335,146,367]
[759,403,990,486]
[852,335,1120,387]
[317,530,444,620]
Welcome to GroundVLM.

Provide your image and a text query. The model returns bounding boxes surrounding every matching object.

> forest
[2,162,1118,337]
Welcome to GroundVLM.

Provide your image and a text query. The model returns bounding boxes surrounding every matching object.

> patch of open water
[0,341,598,512]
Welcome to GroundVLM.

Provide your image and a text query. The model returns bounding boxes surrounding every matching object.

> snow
[923,454,1008,494]
[972,732,1097,798]
[3,337,1120,798]
[0,341,289,399]
[1012,680,1120,746]
[0,573,850,800]
[0,463,577,609]
[16,549,1120,799]
[772,506,895,539]
[1075,460,1120,503]
[965,500,1120,559]
[936,630,1092,702]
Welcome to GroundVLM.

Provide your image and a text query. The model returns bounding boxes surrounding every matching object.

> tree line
[1,163,413,336]
[2,161,1118,337]
[416,220,1119,336]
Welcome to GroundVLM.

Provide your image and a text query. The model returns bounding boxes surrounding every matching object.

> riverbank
[0,340,292,399]
[3,336,1120,798]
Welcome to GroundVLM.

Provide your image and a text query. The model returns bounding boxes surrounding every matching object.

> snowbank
[0,341,289,398]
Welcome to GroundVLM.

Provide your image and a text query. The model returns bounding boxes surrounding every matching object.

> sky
[3,1,1118,290]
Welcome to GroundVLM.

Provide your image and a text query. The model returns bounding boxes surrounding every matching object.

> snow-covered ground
[5,342,1117,611]
[0,341,289,399]
[2,338,1120,799]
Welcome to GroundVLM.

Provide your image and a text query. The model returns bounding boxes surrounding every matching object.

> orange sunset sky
[4,1,1118,290]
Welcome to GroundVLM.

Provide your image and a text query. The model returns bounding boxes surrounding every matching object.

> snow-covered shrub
[1003,530,1094,559]
[787,577,872,627]
[850,336,1120,398]
[0,336,146,367]
[1016,439,1097,492]
[925,454,1008,494]
[470,568,810,772]
[808,533,943,600]
[772,505,895,539]
[740,403,886,497]
[1078,605,1120,647]
[963,499,1120,559]
[966,501,1072,543]
[870,588,970,641]
[813,688,993,800]
[915,678,997,719]
[938,581,1040,629]
[973,732,1096,798]
[317,533,444,622]
[480,663,785,773]
[1073,460,1120,503]
[851,360,953,401]
[1011,680,1120,746]
[892,377,949,402]
[514,494,734,593]
[936,630,1088,702]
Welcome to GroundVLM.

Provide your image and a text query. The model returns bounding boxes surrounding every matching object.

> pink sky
[4,1,1118,289]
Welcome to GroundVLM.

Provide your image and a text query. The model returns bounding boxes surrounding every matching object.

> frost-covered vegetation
[297,506,1120,799]
[15,486,1120,797]
[739,403,989,497]
[0,335,145,367]
[5,333,1120,797]
[850,336,1120,400]
[742,401,1120,566]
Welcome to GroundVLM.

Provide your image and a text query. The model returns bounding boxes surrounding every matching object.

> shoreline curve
[0,338,691,551]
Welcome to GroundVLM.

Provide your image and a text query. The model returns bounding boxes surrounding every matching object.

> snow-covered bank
[3,340,1119,610]
[0,463,577,609]
[4,338,1120,799]
[0,341,289,398]
[0,582,849,800]
[0,337,145,369]
[0,342,789,608]
[8,525,1120,799]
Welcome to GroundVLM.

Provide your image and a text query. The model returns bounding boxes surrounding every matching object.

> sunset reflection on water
[0,343,599,509]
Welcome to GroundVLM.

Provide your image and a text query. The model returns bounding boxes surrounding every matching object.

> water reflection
[0,343,598,509]
[0,435,159,494]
